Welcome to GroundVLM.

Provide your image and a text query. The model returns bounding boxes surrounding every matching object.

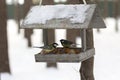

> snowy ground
[1,17,120,80]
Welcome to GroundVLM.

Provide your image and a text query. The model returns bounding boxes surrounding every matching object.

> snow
[24,4,90,25]
[1,18,120,80]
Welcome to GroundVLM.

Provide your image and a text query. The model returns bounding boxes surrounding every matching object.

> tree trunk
[24,0,33,47]
[14,1,21,34]
[0,0,10,73]
[114,1,119,32]
[80,29,94,80]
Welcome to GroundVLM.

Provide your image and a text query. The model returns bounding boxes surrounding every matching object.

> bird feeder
[21,4,106,62]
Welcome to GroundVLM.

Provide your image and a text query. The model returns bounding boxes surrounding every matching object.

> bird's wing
[64,40,73,44]
[33,46,42,48]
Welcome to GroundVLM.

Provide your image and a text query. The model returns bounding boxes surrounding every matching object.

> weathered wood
[66,0,83,49]
[35,48,95,62]
[66,0,80,4]
[45,29,55,44]
[89,6,106,29]
[21,4,106,29]
[80,29,94,80]
[43,29,57,67]
[81,29,87,52]
[67,29,80,44]
[43,29,48,45]
[41,0,56,68]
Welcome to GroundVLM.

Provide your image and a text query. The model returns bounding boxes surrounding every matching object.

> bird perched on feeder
[33,43,58,54]
[60,39,79,48]
[60,39,79,54]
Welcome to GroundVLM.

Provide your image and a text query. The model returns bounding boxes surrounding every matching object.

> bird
[60,39,79,48]
[33,43,58,54]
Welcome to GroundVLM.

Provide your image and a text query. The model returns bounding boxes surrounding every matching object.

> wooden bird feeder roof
[21,4,106,29]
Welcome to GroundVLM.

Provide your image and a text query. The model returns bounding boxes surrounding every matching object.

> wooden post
[42,0,57,68]
[67,29,80,45]
[80,0,94,79]
[81,29,87,52]
[80,29,94,80]
[66,0,82,45]
[43,29,48,45]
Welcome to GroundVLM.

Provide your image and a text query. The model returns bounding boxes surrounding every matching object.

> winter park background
[1,0,120,80]
[2,13,120,80]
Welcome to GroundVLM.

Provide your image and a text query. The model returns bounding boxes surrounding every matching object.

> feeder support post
[80,28,95,80]
[81,29,87,52]
[43,29,48,45]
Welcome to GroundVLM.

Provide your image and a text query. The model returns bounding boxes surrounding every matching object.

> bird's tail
[33,46,43,48]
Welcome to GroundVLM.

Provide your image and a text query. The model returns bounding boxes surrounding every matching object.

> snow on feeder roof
[21,4,106,29]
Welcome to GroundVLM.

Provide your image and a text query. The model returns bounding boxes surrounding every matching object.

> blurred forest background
[0,0,120,80]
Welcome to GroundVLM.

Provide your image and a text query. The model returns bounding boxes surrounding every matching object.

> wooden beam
[66,0,80,4]
[81,29,87,52]
[80,29,94,80]
[42,0,57,68]
[43,29,48,45]
[67,29,80,44]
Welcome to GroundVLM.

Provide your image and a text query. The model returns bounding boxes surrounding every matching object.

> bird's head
[52,43,58,48]
[60,39,65,43]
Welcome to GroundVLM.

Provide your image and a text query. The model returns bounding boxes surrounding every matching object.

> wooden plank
[89,7,106,28]
[21,4,99,29]
[43,29,48,45]
[35,48,95,62]
[81,29,87,52]
[41,0,56,67]
[80,29,95,80]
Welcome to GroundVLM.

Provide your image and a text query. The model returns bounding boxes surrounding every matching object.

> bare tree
[0,0,10,73]
[14,0,21,34]
[24,0,33,47]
